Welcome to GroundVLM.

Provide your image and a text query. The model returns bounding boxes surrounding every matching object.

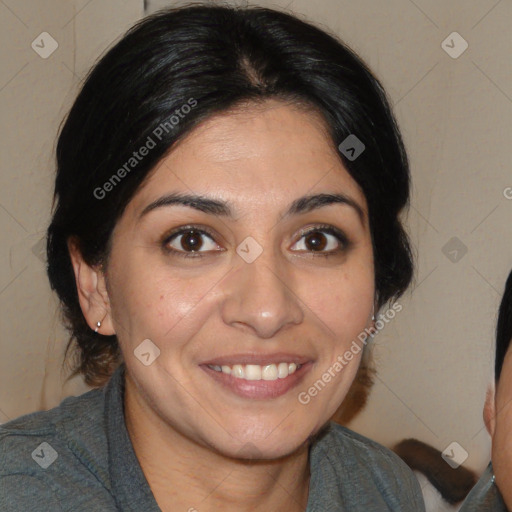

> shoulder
[0,389,112,512]
[0,387,106,467]
[459,463,507,512]
[310,422,425,510]
[317,422,416,474]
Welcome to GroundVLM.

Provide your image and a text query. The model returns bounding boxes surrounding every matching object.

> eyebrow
[139,192,365,224]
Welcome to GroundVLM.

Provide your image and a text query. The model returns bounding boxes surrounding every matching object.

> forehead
[133,100,367,215]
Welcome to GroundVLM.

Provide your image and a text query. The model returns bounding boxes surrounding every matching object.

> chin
[207,419,312,461]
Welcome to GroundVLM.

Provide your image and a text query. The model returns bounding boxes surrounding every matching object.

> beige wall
[0,0,143,414]
[1,0,511,475]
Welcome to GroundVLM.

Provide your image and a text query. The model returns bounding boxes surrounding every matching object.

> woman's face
[103,100,375,458]
[491,344,512,507]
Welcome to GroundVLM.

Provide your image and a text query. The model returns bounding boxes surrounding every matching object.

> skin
[69,100,375,512]
[485,343,512,508]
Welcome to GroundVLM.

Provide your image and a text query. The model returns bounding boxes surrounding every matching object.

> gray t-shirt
[0,363,425,511]
[459,463,507,511]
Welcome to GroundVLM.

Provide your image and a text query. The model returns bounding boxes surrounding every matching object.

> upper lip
[201,352,313,366]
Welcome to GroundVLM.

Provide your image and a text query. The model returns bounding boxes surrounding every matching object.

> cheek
[107,234,374,356]
[299,265,374,341]
[107,253,226,347]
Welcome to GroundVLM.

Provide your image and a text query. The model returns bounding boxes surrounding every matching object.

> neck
[123,373,311,512]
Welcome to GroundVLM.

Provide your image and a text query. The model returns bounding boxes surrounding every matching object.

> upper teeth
[208,362,301,381]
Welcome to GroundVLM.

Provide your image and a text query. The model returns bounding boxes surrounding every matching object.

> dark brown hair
[48,4,413,387]
[495,269,512,380]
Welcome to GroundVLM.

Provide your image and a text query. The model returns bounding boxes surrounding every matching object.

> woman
[0,5,423,511]
[460,269,512,511]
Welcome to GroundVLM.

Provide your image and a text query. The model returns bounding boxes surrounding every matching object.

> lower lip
[201,363,312,400]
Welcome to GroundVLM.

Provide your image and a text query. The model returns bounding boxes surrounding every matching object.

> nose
[220,251,304,339]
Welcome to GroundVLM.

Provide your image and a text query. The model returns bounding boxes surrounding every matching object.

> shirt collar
[104,363,161,512]
[102,365,348,511]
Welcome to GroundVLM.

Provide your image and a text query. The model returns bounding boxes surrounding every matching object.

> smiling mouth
[201,360,312,400]
[207,362,302,381]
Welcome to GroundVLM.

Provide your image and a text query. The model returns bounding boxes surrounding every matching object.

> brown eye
[180,230,203,251]
[290,226,349,255]
[166,228,221,254]
[304,232,327,251]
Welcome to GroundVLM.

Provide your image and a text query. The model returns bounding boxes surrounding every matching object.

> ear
[67,238,115,336]
[483,383,496,436]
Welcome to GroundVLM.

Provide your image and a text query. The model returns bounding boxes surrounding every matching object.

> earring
[94,312,108,333]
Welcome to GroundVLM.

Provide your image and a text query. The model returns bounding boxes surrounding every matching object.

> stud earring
[94,313,108,333]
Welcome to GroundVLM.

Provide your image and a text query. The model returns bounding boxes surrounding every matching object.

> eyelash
[295,224,350,258]
[162,225,220,259]
[162,224,350,259]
